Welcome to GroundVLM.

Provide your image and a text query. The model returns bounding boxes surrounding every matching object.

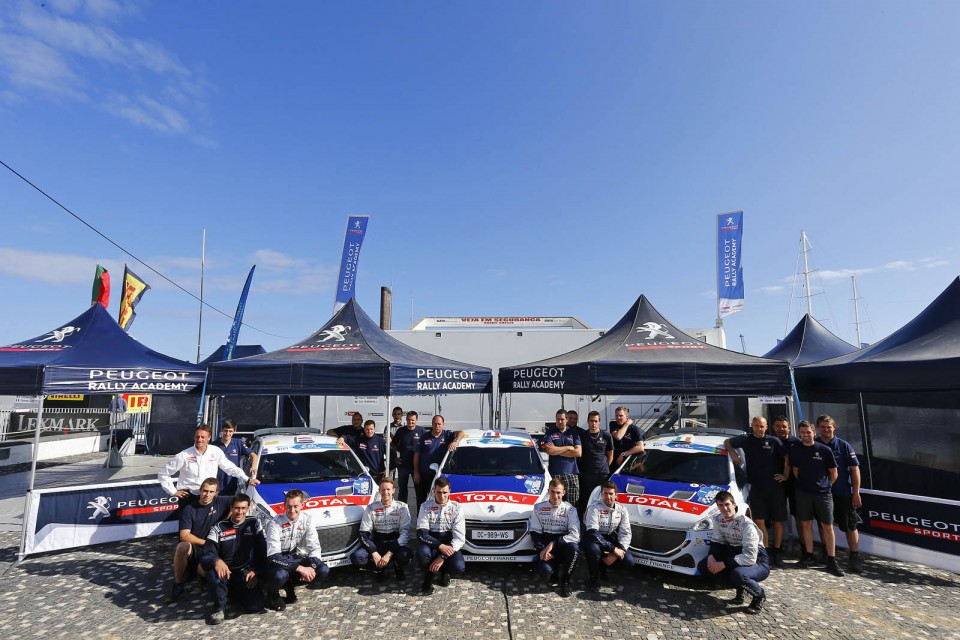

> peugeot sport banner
[717,211,744,318]
[333,215,369,314]
[22,479,179,556]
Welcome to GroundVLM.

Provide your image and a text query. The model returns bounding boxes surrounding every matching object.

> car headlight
[692,516,713,531]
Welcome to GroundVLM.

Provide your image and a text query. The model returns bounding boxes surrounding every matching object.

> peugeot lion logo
[38,326,80,343]
[636,322,674,340]
[487,505,496,514]
[319,325,351,342]
[87,496,112,519]
[725,216,735,225]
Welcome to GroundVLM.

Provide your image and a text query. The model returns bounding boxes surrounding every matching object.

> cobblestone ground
[0,531,957,640]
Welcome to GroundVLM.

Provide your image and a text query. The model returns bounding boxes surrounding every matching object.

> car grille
[317,522,361,555]
[465,518,529,548]
[629,524,686,555]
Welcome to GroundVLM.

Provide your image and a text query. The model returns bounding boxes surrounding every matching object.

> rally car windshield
[443,446,543,476]
[257,450,365,483]
[619,449,729,486]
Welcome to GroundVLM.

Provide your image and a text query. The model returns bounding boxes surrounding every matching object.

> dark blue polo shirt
[613,423,643,460]
[789,442,837,494]
[816,436,860,497]
[417,430,458,474]
[213,438,252,494]
[180,495,232,540]
[576,427,613,475]
[728,433,787,488]
[391,425,425,470]
[542,426,581,476]
[344,433,387,477]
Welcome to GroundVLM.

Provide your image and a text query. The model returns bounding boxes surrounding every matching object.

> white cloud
[252,249,310,271]
[0,248,112,285]
[0,2,213,139]
[757,285,785,295]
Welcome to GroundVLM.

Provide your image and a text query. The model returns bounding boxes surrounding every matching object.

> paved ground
[1,455,958,640]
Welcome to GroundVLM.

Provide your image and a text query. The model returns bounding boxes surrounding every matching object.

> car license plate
[473,530,514,541]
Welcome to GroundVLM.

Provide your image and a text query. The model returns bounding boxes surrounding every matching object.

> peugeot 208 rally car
[244,429,377,568]
[433,429,550,562]
[587,430,748,575]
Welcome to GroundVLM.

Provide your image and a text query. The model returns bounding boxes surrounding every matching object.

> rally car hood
[611,475,726,529]
[251,475,376,523]
[444,474,546,519]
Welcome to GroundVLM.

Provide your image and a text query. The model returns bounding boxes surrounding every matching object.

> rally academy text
[510,367,566,391]
[415,368,479,391]
[84,369,193,392]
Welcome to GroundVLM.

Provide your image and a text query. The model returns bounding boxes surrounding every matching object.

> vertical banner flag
[224,265,256,361]
[91,264,110,309]
[717,211,745,318]
[117,265,151,330]
[333,215,369,314]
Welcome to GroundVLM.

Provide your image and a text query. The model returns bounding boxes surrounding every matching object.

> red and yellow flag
[91,264,110,309]
[117,265,150,330]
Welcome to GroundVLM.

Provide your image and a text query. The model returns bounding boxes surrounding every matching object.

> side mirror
[429,463,441,473]
[539,451,550,463]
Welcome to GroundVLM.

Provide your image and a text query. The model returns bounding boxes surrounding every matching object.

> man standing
[339,419,388,483]
[529,478,580,597]
[790,420,844,576]
[385,406,405,439]
[724,417,789,568]
[541,410,582,507]
[165,477,232,604]
[773,416,802,552]
[582,481,633,592]
[816,414,863,574]
[329,412,364,439]
[391,411,424,506]
[262,489,329,612]
[611,407,644,469]
[416,477,466,595]
[158,424,258,503]
[212,419,257,496]
[351,477,412,581]
[413,415,464,508]
[576,410,614,518]
[565,410,579,428]
[699,490,770,614]
[199,494,266,625]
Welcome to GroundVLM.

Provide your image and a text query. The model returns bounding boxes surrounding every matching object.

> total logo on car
[433,429,550,562]
[245,429,378,568]
[588,429,748,575]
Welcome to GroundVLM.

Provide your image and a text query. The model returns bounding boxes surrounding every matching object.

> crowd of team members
[156,408,863,623]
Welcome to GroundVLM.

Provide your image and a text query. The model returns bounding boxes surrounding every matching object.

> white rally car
[588,429,748,575]
[244,429,378,568]
[433,429,550,562]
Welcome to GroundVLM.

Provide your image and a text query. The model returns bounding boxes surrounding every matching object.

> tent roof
[795,276,960,394]
[206,298,492,396]
[200,344,267,365]
[0,304,205,395]
[499,295,792,395]
[762,314,858,366]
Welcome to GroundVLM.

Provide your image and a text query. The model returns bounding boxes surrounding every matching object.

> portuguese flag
[91,264,110,309]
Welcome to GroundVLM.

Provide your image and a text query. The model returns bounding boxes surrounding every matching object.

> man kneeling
[529,478,580,597]
[416,477,466,594]
[698,490,770,614]
[351,477,412,581]
[262,489,330,611]
[582,481,634,592]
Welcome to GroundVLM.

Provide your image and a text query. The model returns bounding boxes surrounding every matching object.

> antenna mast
[852,274,863,348]
[196,228,206,363]
[801,229,814,317]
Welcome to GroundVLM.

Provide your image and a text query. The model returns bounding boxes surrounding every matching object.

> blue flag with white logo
[334,215,369,314]
[717,211,744,318]
[224,265,255,362]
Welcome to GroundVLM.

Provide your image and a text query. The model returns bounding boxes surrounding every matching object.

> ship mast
[801,229,814,317]
[852,274,863,348]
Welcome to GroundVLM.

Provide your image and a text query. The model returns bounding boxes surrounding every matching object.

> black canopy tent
[499,294,792,397]
[794,277,960,399]
[763,314,858,367]
[0,303,206,561]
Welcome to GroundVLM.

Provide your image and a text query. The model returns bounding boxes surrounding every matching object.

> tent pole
[19,394,46,565]
[26,395,45,494]
[385,394,392,479]
[488,392,494,429]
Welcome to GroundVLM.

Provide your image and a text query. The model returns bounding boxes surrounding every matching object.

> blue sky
[1,1,958,362]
